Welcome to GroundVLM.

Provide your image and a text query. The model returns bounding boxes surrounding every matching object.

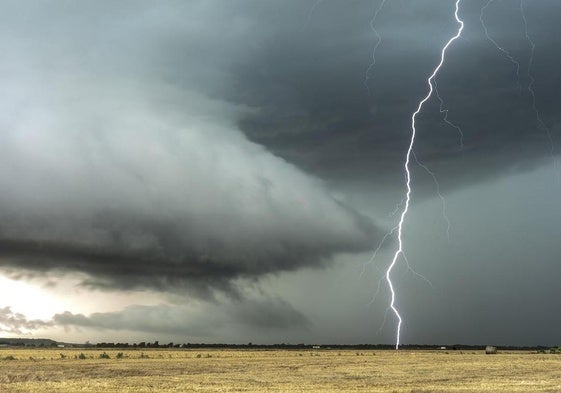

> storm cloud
[53,298,308,337]
[0,0,379,294]
[230,0,561,191]
[1,1,561,346]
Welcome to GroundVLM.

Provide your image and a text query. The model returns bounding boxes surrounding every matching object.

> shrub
[116,352,124,359]
[78,353,87,360]
[99,352,110,359]
[3,355,16,361]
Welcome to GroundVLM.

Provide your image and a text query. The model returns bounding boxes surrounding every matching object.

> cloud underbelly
[0,84,377,294]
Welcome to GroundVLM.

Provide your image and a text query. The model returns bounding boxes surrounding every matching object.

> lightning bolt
[360,226,397,279]
[305,0,325,29]
[519,0,557,175]
[434,81,464,151]
[364,0,388,95]
[413,151,451,241]
[481,0,556,174]
[386,0,464,350]
[480,0,522,92]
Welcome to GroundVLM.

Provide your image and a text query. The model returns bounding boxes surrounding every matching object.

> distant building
[312,345,321,349]
[440,346,446,350]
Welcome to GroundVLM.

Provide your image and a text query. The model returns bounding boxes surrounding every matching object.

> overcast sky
[0,0,560,346]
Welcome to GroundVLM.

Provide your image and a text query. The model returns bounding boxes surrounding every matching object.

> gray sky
[0,0,560,346]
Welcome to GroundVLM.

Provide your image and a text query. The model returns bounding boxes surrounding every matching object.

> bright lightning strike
[386,0,464,350]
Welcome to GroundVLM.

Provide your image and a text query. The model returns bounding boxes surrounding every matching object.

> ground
[0,348,560,392]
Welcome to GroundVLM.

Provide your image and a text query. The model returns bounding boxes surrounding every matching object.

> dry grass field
[0,348,560,392]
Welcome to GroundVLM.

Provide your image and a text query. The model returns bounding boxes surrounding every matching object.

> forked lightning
[386,0,464,349]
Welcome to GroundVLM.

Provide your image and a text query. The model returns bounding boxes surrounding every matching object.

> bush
[78,353,87,360]
[3,355,16,361]
[116,352,124,359]
[99,352,110,359]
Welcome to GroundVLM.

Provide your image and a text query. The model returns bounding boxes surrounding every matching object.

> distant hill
[0,338,58,347]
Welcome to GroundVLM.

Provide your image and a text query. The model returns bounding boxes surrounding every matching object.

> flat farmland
[0,348,560,392]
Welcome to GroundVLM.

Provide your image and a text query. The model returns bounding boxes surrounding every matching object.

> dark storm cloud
[53,298,308,336]
[0,307,51,334]
[0,0,380,294]
[230,0,561,192]
[1,0,560,347]
[1,0,560,300]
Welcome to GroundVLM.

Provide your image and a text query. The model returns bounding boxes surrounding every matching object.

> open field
[0,348,560,392]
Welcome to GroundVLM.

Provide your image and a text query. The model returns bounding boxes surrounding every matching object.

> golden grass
[0,348,559,392]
